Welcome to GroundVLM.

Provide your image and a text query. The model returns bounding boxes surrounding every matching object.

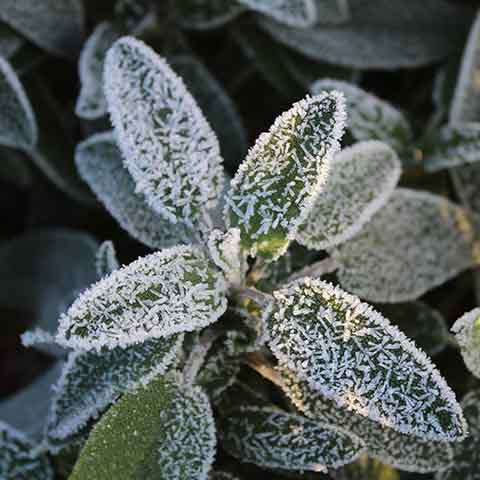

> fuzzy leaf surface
[451,308,480,379]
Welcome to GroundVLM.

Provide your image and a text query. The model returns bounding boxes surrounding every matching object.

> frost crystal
[0,56,37,150]
[451,308,480,379]
[237,0,317,28]
[332,188,478,302]
[76,22,120,119]
[297,141,401,250]
[75,132,195,249]
[56,246,227,351]
[104,36,225,231]
[267,278,467,441]
[225,92,346,261]
[69,376,216,480]
[220,405,364,471]
[176,0,245,30]
[95,240,120,278]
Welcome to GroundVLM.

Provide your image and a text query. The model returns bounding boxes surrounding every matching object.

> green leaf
[56,246,227,351]
[451,308,480,379]
[176,0,245,30]
[225,92,346,261]
[70,376,216,480]
[331,188,478,302]
[297,141,401,250]
[95,240,120,278]
[219,405,364,471]
[267,278,467,441]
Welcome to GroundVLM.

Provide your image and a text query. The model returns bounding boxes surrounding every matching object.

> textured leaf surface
[0,56,37,150]
[70,376,216,480]
[225,92,345,261]
[297,141,401,250]
[176,0,244,30]
[260,0,472,69]
[104,36,225,231]
[76,132,195,249]
[56,246,227,351]
[220,406,364,471]
[332,188,478,302]
[315,0,350,24]
[0,0,84,58]
[95,240,120,278]
[267,278,467,441]
[451,308,480,379]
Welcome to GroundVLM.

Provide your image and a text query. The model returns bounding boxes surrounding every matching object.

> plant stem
[233,287,272,307]
[244,352,283,388]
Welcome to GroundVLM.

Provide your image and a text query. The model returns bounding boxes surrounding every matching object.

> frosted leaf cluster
[220,406,364,471]
[225,92,346,260]
[76,22,121,119]
[56,246,227,351]
[75,132,195,249]
[451,308,480,379]
[104,36,225,231]
[297,140,401,250]
[95,240,120,278]
[332,188,478,302]
[267,278,467,441]
[176,0,245,30]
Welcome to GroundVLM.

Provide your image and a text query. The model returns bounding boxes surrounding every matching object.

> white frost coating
[0,56,37,150]
[95,240,120,278]
[177,0,245,30]
[332,188,478,302]
[297,140,401,250]
[104,36,225,231]
[220,405,364,471]
[46,334,183,445]
[237,0,317,28]
[21,328,57,349]
[267,278,467,441]
[76,132,196,249]
[76,22,120,119]
[56,246,227,351]
[450,12,480,123]
[312,79,412,153]
[451,308,480,379]
[225,92,346,261]
[280,369,455,473]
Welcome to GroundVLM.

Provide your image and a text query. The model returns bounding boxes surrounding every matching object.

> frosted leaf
[451,163,480,215]
[76,132,195,249]
[450,12,480,123]
[267,278,467,441]
[297,141,401,250]
[56,246,227,351]
[311,79,413,155]
[280,368,455,473]
[259,0,472,69]
[0,421,53,480]
[46,334,183,446]
[0,56,37,150]
[219,405,364,471]
[451,308,480,379]
[425,123,480,171]
[225,92,346,261]
[332,188,478,302]
[104,36,225,231]
[69,376,216,480]
[76,22,121,120]
[95,240,120,278]
[435,390,480,480]
[237,0,317,28]
[0,0,84,58]
[315,0,350,24]
[0,22,24,58]
[176,0,245,30]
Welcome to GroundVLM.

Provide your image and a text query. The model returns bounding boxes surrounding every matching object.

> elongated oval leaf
[220,406,364,471]
[331,188,478,302]
[451,308,480,379]
[267,278,467,441]
[297,141,401,250]
[0,0,84,58]
[104,36,225,231]
[70,376,216,480]
[176,0,245,30]
[56,246,227,351]
[95,240,120,278]
[75,132,195,249]
[225,92,346,261]
[0,56,37,150]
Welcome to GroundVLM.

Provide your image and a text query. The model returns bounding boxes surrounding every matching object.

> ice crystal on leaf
[220,405,364,471]
[451,308,480,379]
[69,376,216,480]
[176,0,245,30]
[225,91,346,261]
[297,140,401,250]
[104,36,225,232]
[267,278,467,441]
[95,240,120,278]
[332,188,478,302]
[56,246,227,351]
